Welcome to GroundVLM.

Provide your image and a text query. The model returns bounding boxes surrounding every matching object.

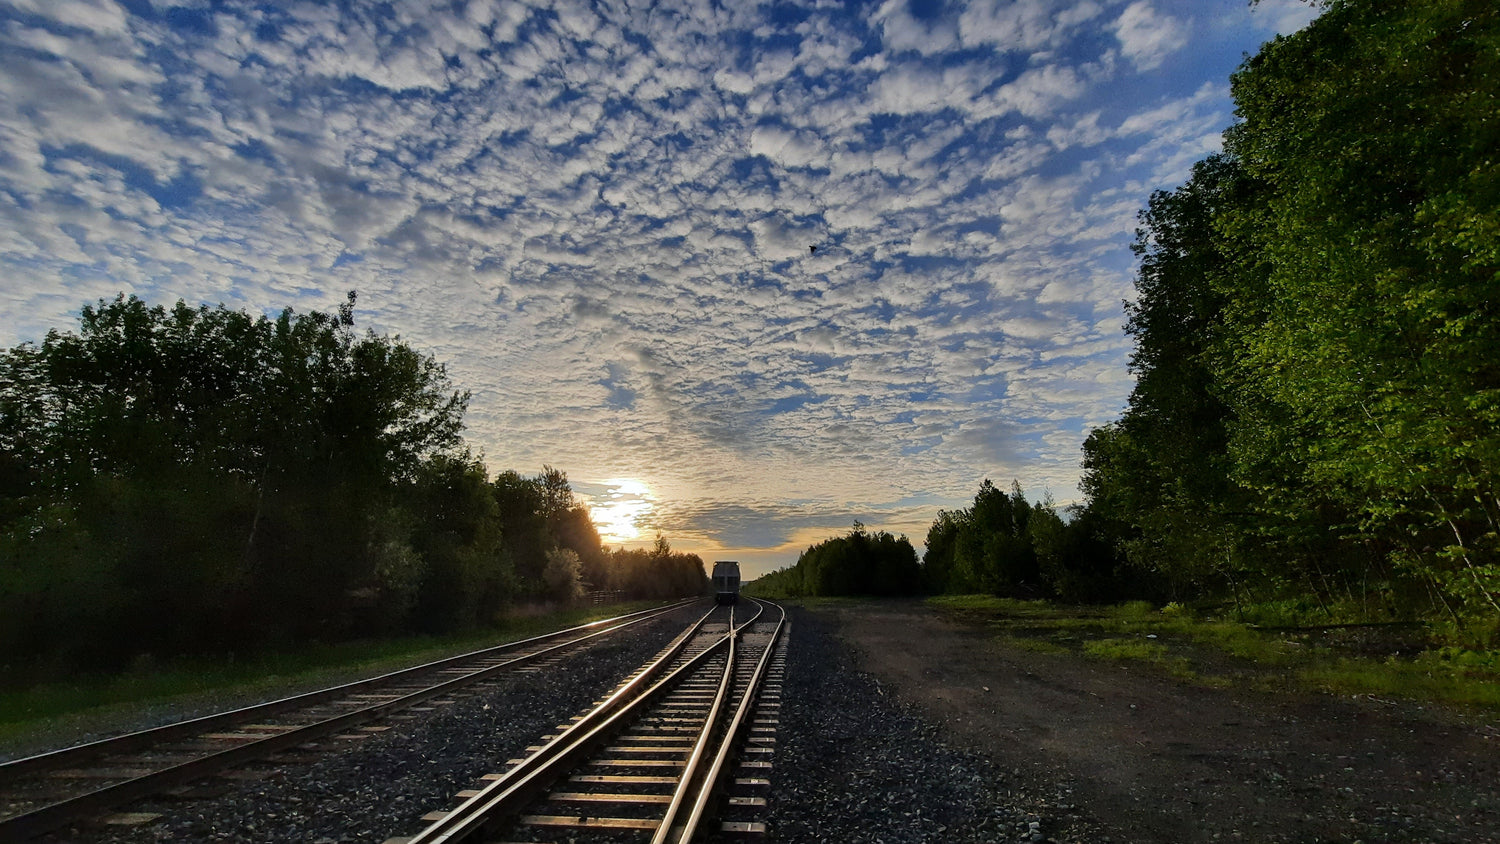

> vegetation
[604,536,717,601]
[921,480,1151,602]
[0,599,670,746]
[1083,0,1500,642]
[0,293,705,685]
[746,523,919,598]
[918,0,1500,650]
[927,596,1500,709]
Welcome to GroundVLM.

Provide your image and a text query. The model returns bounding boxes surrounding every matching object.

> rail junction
[395,598,785,843]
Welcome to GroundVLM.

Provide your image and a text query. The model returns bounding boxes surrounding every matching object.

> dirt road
[815,600,1499,843]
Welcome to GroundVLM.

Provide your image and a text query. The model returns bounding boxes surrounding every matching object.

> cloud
[984,63,1088,119]
[7,0,131,35]
[0,0,1278,567]
[1247,0,1322,35]
[958,0,1104,54]
[1113,1,1189,71]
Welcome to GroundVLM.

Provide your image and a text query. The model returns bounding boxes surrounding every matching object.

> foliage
[0,295,703,683]
[1080,0,1500,639]
[750,523,920,598]
[921,481,1141,602]
[543,548,585,603]
[603,535,709,601]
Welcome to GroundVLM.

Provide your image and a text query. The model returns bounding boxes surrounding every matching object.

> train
[711,560,741,605]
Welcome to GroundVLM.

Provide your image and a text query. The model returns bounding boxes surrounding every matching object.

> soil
[811,599,1500,844]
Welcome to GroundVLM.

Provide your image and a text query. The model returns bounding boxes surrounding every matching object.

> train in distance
[712,560,741,605]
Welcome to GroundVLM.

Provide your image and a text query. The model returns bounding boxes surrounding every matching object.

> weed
[1082,638,1169,661]
[926,593,1500,711]
[1082,637,1197,680]
[996,636,1071,656]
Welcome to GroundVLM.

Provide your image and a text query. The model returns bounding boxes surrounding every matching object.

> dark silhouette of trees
[605,536,708,600]
[919,481,1137,603]
[752,523,920,598]
[0,295,703,681]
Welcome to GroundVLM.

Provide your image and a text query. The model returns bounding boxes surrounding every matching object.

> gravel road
[815,599,1500,844]
[753,605,1108,844]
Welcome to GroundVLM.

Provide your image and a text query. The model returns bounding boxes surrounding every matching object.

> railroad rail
[0,599,698,841]
[397,598,786,844]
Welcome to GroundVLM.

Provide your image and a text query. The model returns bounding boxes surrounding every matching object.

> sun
[588,478,655,544]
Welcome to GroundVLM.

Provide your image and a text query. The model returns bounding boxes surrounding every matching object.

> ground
[810,599,1499,844]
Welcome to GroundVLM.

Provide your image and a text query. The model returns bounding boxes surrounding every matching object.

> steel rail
[405,603,734,844]
[1,598,694,783]
[671,600,786,843]
[0,598,700,841]
[648,607,740,844]
[405,600,774,844]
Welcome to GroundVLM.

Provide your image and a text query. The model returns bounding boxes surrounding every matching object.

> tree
[1218,0,1500,625]
[543,548,585,603]
[921,511,962,592]
[406,452,510,632]
[0,294,472,669]
[1078,0,1500,631]
[603,535,707,600]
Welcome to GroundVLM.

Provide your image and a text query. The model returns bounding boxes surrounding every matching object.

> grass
[0,600,669,748]
[928,594,1500,711]
[1081,637,1171,661]
[1296,652,1500,708]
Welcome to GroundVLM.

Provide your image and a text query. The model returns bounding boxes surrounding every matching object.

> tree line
[762,1,1499,646]
[0,293,705,681]
[1073,0,1499,641]
[746,482,1136,604]
[749,522,921,598]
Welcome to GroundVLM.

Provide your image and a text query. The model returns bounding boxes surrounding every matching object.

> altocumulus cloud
[0,0,1316,575]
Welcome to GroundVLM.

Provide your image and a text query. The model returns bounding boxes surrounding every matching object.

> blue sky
[0,0,1319,576]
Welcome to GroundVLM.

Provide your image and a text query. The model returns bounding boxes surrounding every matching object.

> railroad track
[395,598,786,844]
[0,599,698,841]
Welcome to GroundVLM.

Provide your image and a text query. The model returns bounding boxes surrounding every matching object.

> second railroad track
[0,599,697,841]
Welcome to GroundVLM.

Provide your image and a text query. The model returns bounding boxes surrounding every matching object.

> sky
[0,0,1321,577]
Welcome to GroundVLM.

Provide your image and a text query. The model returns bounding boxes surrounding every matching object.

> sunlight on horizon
[588,478,656,544]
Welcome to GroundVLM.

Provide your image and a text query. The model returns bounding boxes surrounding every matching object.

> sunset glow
[588,479,656,544]
[0,1,1319,576]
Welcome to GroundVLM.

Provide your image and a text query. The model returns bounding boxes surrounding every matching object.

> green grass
[1081,637,1197,681]
[1297,654,1500,708]
[994,635,1072,656]
[0,600,668,745]
[1081,637,1170,661]
[928,594,1500,711]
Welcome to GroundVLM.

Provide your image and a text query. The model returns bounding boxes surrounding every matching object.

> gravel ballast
[38,605,702,843]
[34,601,1115,843]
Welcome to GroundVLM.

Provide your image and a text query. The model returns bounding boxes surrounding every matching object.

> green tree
[777,523,920,597]
[0,294,471,670]
[1219,0,1500,626]
[602,535,707,600]
[920,510,962,592]
[923,481,1041,595]
[1079,0,1500,631]
[406,453,511,632]
[543,548,585,603]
